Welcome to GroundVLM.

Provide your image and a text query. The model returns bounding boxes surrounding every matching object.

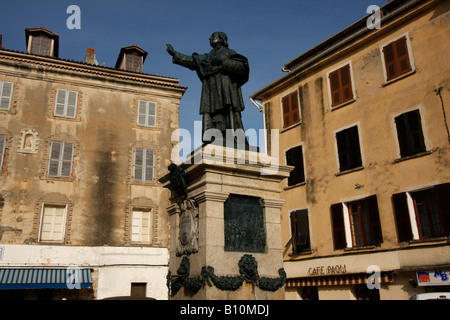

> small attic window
[126,52,143,73]
[25,27,59,57]
[115,44,148,73]
[30,35,51,56]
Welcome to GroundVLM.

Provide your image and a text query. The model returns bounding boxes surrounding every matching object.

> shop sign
[307,264,347,276]
[417,270,450,286]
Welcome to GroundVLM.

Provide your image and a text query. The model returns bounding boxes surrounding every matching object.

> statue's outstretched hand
[166,44,175,56]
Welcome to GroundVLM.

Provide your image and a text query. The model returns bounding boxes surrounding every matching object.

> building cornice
[250,0,436,101]
[0,48,187,93]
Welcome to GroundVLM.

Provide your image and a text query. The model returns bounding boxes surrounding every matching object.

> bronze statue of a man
[167,32,249,144]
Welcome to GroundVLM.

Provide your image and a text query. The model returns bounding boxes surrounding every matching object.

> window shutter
[340,65,352,102]
[383,36,412,81]
[286,146,305,186]
[435,183,450,236]
[0,81,13,110]
[145,149,154,182]
[66,91,77,118]
[134,148,144,181]
[0,135,5,170]
[138,101,147,126]
[329,70,341,106]
[61,143,73,177]
[137,101,157,127]
[55,90,66,116]
[383,42,397,81]
[49,142,61,176]
[406,110,426,155]
[282,95,291,128]
[392,192,413,242]
[367,195,383,245]
[282,92,300,128]
[329,65,353,107]
[290,210,310,254]
[290,91,299,124]
[395,37,411,75]
[331,203,346,250]
[147,102,156,127]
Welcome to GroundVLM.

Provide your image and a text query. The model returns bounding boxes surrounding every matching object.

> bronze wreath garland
[167,254,286,296]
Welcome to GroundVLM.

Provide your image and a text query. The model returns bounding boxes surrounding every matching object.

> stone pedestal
[160,145,292,300]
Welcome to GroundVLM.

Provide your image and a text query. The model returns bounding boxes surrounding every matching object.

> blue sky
[1,0,386,152]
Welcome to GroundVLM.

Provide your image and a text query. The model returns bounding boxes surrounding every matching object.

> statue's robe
[172,46,249,140]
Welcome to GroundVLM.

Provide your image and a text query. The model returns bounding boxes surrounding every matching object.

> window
[48,141,74,177]
[395,110,426,158]
[54,89,78,118]
[392,183,450,242]
[286,145,305,186]
[130,283,147,297]
[335,125,363,172]
[134,148,155,182]
[39,205,67,242]
[282,91,300,129]
[290,209,311,254]
[137,100,157,127]
[0,81,14,110]
[381,35,413,82]
[30,35,51,56]
[131,209,153,243]
[328,64,354,107]
[331,195,383,249]
[126,53,143,73]
[0,135,6,171]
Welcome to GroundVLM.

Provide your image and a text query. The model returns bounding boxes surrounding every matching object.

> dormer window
[126,52,143,73]
[30,35,51,56]
[115,44,148,73]
[25,27,59,57]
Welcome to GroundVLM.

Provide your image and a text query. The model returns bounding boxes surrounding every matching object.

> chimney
[0,34,3,49]
[85,48,96,64]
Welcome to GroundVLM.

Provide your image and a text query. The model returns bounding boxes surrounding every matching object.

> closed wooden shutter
[137,100,157,127]
[134,148,155,182]
[0,81,13,110]
[392,192,413,242]
[329,64,353,107]
[383,36,412,81]
[331,203,346,250]
[48,142,73,177]
[282,91,300,128]
[55,89,78,118]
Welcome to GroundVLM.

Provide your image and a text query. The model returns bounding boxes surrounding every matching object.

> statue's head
[209,32,228,48]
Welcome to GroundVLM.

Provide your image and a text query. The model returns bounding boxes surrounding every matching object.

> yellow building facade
[251,0,450,300]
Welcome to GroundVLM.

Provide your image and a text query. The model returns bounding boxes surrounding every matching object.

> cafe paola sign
[307,264,347,276]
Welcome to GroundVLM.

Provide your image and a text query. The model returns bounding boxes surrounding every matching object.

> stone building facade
[0,27,186,299]
[251,0,450,299]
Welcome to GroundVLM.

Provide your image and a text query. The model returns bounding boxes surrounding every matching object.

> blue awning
[0,268,92,290]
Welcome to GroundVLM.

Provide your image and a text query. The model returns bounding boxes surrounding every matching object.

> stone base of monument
[161,145,292,300]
